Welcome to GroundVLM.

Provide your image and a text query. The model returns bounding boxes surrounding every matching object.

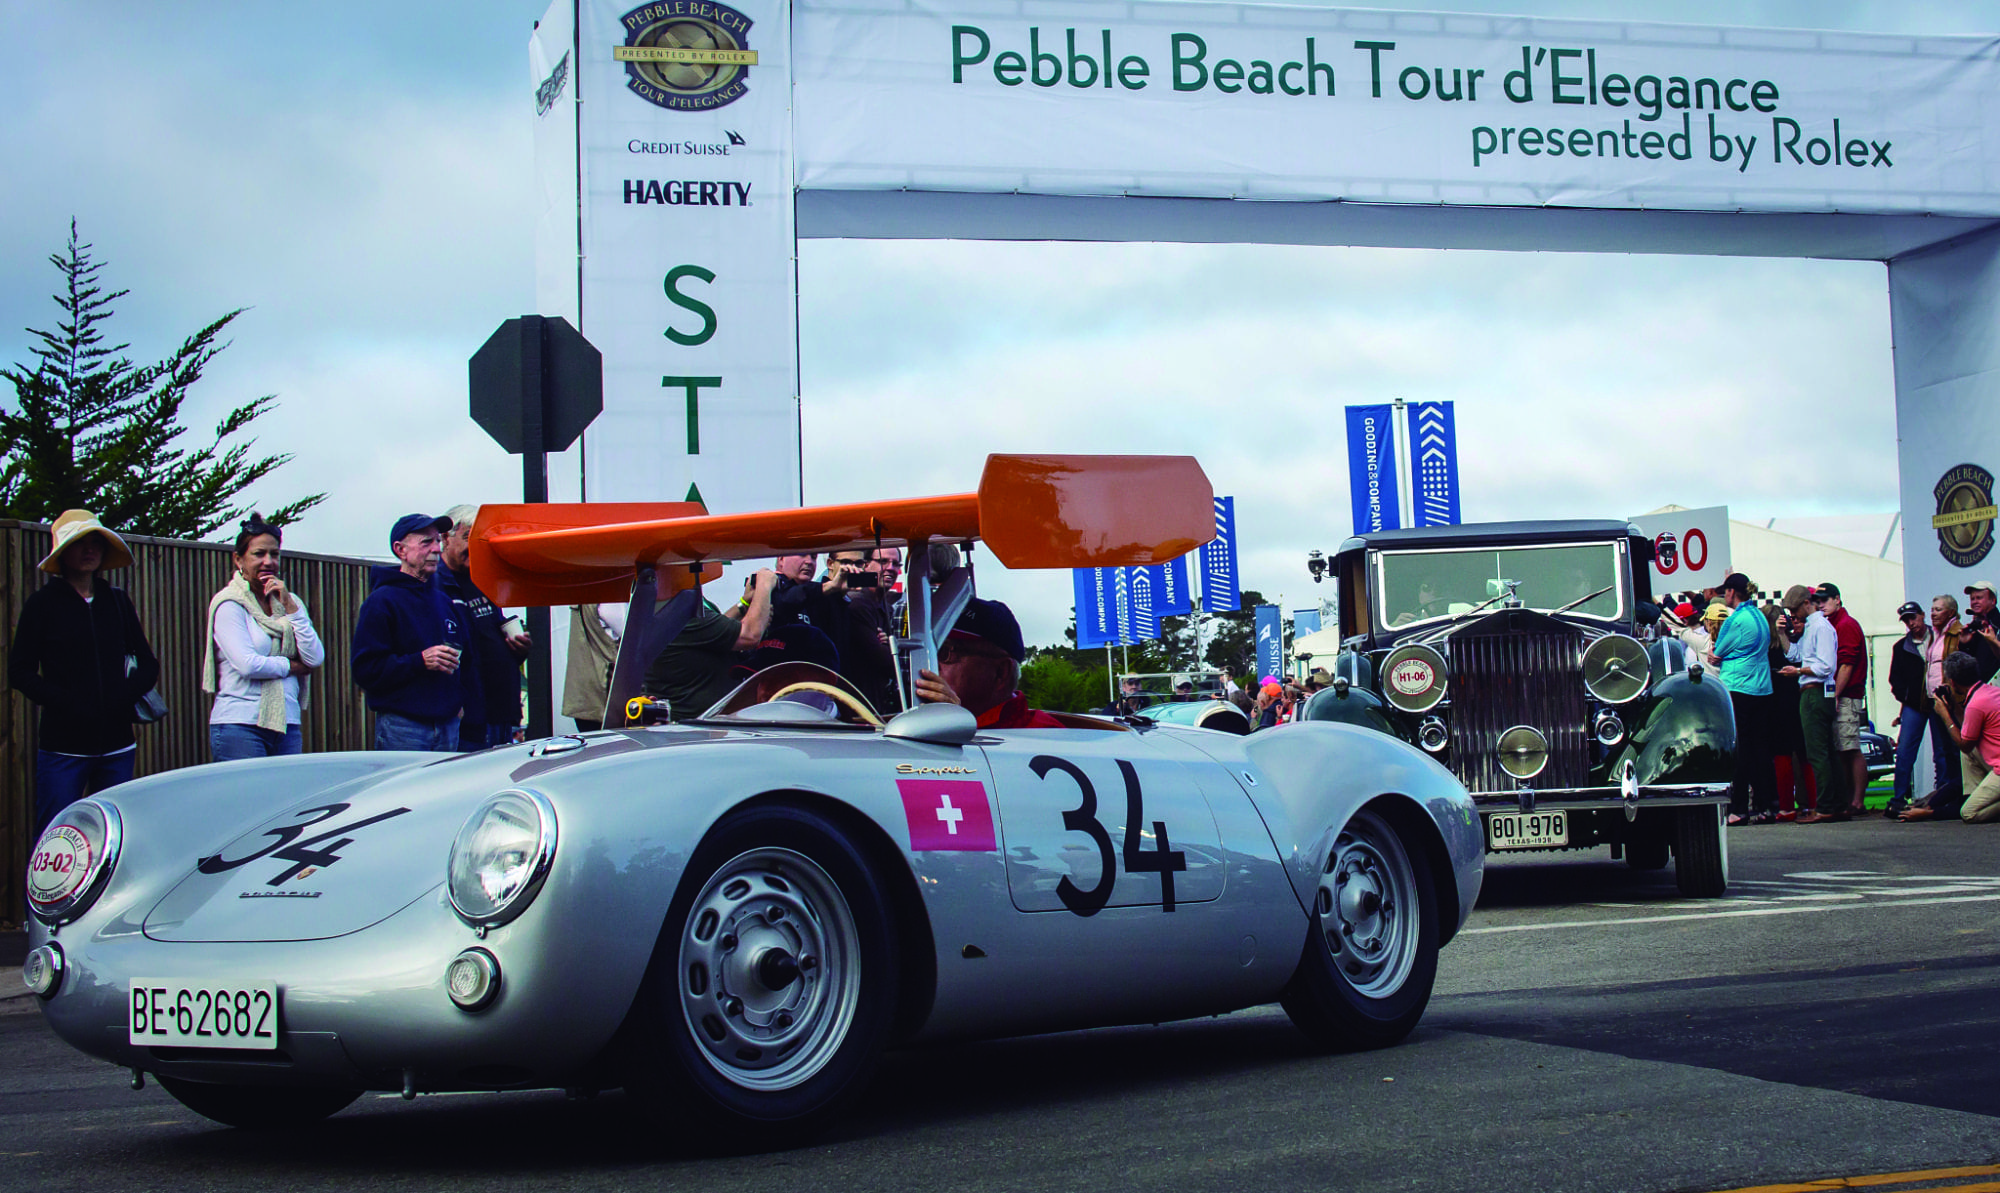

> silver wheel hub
[1314,812,1419,999]
[679,847,859,1091]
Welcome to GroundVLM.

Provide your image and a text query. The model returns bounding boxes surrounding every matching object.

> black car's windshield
[1375,542,1623,629]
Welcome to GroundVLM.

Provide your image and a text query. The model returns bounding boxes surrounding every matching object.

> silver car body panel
[31,713,1482,1091]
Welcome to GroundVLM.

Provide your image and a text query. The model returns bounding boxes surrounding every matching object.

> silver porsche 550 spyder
[21,455,1482,1142]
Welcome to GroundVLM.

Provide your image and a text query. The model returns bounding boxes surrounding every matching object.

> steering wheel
[767,681,885,727]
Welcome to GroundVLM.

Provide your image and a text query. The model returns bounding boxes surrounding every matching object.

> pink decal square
[897,779,996,852]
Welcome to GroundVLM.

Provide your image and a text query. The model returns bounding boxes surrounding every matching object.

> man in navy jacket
[352,514,469,751]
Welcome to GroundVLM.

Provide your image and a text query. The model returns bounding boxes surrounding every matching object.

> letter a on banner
[1411,401,1462,527]
[1345,405,1401,535]
[1199,497,1240,612]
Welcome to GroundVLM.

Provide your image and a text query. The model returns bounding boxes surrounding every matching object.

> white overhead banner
[794,1,2000,217]
[537,0,800,514]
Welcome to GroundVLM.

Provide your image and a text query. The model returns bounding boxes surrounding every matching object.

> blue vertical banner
[1199,496,1240,612]
[1411,400,1462,527]
[1293,608,1322,636]
[1139,558,1192,617]
[1113,566,1146,642]
[1345,404,1401,535]
[1255,604,1283,681]
[1128,567,1160,641]
[1073,567,1119,648]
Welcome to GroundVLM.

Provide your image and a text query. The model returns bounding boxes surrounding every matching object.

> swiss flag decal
[897,779,997,852]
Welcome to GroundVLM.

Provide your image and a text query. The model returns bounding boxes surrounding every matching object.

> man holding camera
[1960,580,2000,681]
[1931,651,2000,823]
[352,513,467,752]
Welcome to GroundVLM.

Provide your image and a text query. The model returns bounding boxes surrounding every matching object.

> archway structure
[529,1,2000,605]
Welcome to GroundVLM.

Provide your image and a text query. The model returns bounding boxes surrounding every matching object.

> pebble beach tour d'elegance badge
[615,1,757,112]
[1933,463,1997,568]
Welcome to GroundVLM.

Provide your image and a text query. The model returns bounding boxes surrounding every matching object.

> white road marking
[1465,892,2000,934]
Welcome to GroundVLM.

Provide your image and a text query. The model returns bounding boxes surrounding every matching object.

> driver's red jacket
[976,692,1065,730]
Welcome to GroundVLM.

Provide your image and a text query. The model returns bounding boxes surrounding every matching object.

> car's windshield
[1374,542,1623,629]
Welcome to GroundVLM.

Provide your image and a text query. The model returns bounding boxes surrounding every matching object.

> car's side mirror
[884,702,979,745]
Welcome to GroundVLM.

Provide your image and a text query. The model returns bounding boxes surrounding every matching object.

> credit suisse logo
[615,1,758,113]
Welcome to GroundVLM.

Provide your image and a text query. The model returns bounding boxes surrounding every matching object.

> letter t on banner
[1411,401,1461,527]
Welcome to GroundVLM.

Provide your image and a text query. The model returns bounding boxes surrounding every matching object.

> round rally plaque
[28,824,93,909]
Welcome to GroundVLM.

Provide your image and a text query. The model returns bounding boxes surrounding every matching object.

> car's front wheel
[1279,807,1439,1051]
[1673,805,1728,897]
[157,1077,360,1129]
[627,803,898,1148]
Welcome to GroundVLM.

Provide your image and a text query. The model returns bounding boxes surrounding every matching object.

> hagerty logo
[615,1,757,113]
[1933,462,1997,568]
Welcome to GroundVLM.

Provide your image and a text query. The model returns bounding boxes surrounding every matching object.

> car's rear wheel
[627,804,897,1148]
[1279,808,1439,1051]
[1673,805,1728,898]
[157,1077,360,1129]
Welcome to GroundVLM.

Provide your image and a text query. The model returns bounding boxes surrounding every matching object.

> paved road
[4,819,1998,1193]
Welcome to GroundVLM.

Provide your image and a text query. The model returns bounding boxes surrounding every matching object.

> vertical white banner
[559,0,800,512]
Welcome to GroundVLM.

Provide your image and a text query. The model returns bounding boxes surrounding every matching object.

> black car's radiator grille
[1446,632,1590,794]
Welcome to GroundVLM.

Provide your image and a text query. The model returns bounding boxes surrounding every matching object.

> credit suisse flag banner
[536,0,801,514]
[794,0,2000,218]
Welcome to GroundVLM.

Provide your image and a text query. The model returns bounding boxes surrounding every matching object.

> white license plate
[130,980,279,1050]
[1487,811,1568,849]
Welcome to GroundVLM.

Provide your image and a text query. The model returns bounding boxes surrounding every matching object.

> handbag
[126,654,168,724]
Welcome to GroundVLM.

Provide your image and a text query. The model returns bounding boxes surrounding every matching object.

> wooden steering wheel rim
[766,681,885,727]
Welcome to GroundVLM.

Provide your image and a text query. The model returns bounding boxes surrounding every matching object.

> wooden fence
[1,520,380,926]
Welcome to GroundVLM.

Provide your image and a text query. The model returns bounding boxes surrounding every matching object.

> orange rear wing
[470,454,1213,607]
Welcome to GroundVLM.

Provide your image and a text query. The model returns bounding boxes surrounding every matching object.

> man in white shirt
[1781,585,1847,821]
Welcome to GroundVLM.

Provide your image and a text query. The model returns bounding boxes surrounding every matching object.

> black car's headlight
[27,799,122,925]
[447,790,557,928]
[1583,634,1650,705]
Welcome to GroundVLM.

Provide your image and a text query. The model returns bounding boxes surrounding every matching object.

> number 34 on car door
[981,739,1225,914]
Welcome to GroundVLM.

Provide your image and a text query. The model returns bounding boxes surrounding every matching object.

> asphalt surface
[3,817,1997,1193]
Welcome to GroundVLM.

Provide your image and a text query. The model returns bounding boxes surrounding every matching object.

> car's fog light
[446,948,501,1012]
[1594,711,1626,747]
[1418,717,1449,753]
[21,943,63,998]
[1497,725,1550,780]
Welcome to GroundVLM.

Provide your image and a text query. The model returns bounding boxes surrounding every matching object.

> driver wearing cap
[914,598,1064,729]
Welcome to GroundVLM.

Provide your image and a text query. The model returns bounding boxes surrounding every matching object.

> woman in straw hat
[203,512,323,760]
[7,509,159,835]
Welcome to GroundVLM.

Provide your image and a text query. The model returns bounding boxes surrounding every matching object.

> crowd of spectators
[1657,572,2000,825]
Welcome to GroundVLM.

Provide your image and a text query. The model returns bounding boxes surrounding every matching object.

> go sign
[1631,506,1732,590]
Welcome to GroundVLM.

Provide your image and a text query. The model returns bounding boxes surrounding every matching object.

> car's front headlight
[447,789,557,928]
[27,799,122,925]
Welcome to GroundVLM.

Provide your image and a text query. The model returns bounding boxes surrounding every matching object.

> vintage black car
[1302,520,1734,897]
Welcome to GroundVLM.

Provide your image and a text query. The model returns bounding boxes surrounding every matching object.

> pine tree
[0,222,324,538]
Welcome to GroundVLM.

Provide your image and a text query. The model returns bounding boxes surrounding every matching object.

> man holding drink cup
[352,513,468,752]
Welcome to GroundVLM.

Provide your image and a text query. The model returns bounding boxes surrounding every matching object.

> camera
[844,570,880,589]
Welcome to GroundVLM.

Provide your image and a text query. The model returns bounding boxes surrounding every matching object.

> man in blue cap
[352,513,471,751]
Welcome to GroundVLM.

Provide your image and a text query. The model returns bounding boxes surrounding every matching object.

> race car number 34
[130,980,278,1050]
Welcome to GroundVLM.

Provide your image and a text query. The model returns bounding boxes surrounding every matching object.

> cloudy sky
[2,0,1993,650]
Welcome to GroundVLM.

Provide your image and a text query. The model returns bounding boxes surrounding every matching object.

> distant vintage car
[1302,520,1733,897]
[21,456,1483,1145]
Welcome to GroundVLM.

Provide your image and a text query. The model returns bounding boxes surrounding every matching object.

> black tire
[1673,805,1728,898]
[157,1077,360,1129]
[1279,808,1440,1052]
[626,803,898,1148]
[1625,834,1671,872]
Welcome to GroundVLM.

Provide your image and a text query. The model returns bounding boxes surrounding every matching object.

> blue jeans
[1892,704,1962,809]
[210,722,302,762]
[374,711,459,752]
[34,750,137,838]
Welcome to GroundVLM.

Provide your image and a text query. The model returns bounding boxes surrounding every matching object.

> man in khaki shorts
[1934,652,2000,822]
[1821,583,1871,815]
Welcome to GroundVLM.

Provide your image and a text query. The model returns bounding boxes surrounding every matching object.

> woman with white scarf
[204,513,323,760]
